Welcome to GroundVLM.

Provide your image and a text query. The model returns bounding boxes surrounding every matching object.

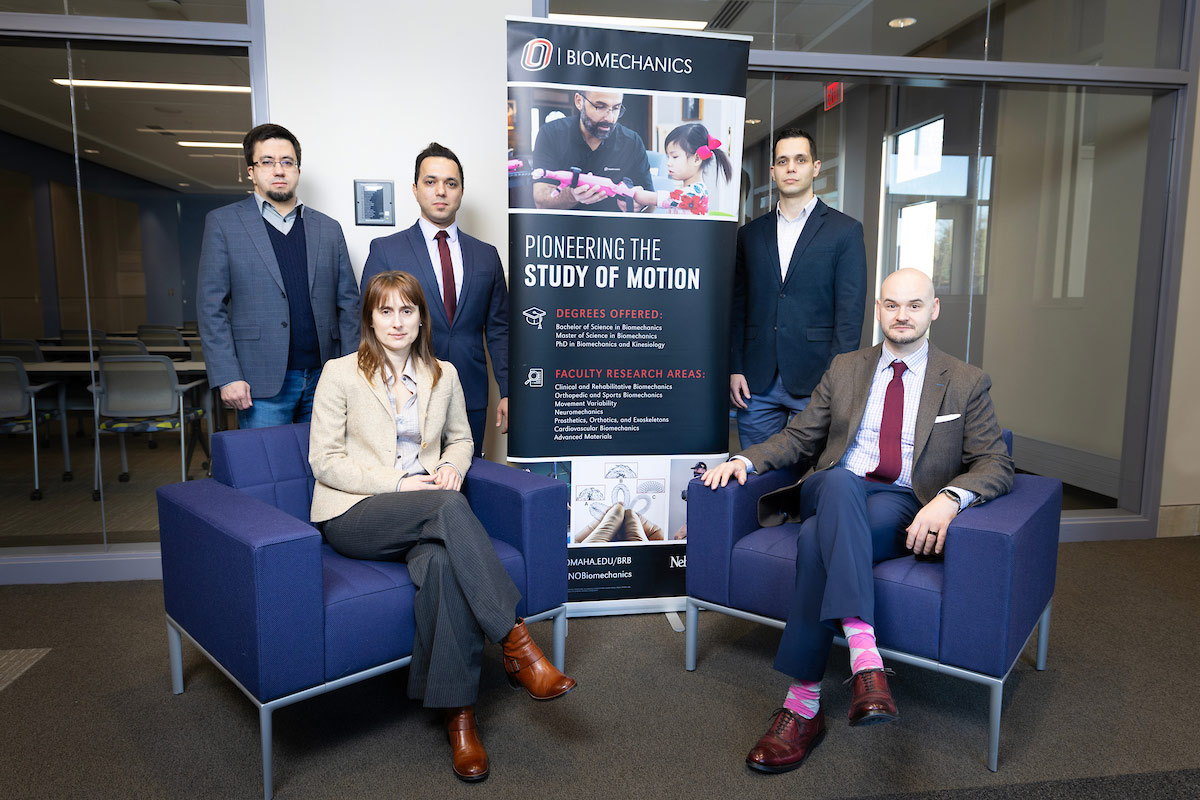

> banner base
[566,596,686,617]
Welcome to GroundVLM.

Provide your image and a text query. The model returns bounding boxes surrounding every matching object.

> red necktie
[434,230,456,325]
[866,360,907,483]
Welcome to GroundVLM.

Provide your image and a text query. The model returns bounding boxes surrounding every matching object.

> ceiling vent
[709,0,750,30]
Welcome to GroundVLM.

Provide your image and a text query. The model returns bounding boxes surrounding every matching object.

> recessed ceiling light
[549,13,707,31]
[83,148,99,154]
[745,119,762,125]
[53,78,250,93]
[177,141,242,149]
[888,17,917,28]
[177,182,190,187]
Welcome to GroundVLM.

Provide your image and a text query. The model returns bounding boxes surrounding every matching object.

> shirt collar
[254,191,304,219]
[418,216,458,244]
[776,195,818,224]
[879,339,929,373]
[382,356,417,388]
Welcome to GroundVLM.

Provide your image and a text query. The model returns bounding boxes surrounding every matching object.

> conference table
[41,345,193,358]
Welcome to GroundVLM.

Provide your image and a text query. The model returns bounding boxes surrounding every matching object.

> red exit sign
[824,82,843,110]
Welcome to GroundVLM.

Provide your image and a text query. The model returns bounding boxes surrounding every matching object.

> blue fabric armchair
[158,422,568,799]
[684,432,1062,771]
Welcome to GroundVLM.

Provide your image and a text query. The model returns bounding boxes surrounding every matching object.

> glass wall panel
[69,40,250,543]
[750,71,1164,512]
[0,37,103,546]
[1,0,246,25]
[990,0,1185,68]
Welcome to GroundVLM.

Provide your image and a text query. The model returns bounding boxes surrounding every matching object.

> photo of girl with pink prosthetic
[633,123,733,216]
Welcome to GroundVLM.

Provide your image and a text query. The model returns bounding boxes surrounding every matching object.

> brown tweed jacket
[740,342,1014,527]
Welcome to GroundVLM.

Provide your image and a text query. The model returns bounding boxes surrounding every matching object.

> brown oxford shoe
[745,707,826,773]
[501,619,577,700]
[446,706,488,782]
[847,668,899,726]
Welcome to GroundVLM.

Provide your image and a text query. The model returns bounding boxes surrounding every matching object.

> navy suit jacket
[731,198,867,397]
[359,221,509,412]
[197,196,360,399]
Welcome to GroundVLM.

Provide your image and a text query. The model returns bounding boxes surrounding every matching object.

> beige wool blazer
[309,352,474,523]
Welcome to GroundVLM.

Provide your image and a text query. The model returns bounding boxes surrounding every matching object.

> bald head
[876,268,939,356]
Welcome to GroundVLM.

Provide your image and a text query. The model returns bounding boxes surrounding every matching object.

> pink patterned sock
[783,680,821,719]
[843,616,884,674]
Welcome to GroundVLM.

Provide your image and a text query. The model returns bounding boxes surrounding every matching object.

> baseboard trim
[0,544,162,584]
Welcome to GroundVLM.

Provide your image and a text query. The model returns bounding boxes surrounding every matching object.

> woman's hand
[398,474,439,492]
[434,465,462,492]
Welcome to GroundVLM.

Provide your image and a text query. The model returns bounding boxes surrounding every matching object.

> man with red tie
[360,143,509,456]
[702,268,1013,774]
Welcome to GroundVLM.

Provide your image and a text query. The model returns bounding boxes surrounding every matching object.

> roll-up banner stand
[506,17,750,616]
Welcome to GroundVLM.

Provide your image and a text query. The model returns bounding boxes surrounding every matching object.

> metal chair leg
[552,606,567,672]
[260,705,275,800]
[167,622,184,695]
[987,680,1002,771]
[685,598,699,671]
[1036,600,1052,671]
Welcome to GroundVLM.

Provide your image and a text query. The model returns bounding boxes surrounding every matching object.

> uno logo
[521,38,553,71]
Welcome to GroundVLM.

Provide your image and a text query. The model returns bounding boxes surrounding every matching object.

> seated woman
[309,271,576,782]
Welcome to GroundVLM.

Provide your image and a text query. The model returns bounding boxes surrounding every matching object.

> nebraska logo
[521,38,554,71]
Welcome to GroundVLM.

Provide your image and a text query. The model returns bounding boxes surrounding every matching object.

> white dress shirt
[417,217,464,306]
[776,196,818,281]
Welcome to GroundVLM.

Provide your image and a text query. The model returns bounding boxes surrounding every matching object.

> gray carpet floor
[2,537,1199,799]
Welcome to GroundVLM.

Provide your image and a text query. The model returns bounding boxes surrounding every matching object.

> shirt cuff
[943,486,977,511]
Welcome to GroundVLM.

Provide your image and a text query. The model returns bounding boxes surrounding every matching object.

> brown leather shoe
[746,707,826,773]
[847,668,899,726]
[446,706,488,782]
[501,619,577,700]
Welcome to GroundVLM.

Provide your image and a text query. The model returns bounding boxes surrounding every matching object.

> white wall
[262,0,532,458]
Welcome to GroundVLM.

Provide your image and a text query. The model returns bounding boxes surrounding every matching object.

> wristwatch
[938,488,964,509]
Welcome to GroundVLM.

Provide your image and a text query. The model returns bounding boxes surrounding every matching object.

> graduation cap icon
[522,307,547,329]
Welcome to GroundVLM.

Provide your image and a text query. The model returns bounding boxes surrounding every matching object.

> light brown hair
[357,271,442,388]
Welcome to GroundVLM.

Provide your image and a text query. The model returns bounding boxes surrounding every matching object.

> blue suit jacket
[359,221,509,412]
[197,196,361,398]
[731,198,867,397]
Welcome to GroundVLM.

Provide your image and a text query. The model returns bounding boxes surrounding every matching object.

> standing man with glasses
[531,89,654,213]
[198,123,360,428]
[358,143,509,457]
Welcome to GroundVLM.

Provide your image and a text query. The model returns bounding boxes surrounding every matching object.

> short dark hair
[773,127,817,162]
[413,142,463,185]
[243,123,301,167]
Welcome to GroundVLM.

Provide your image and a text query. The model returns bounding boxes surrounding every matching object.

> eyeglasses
[252,157,298,170]
[581,96,625,119]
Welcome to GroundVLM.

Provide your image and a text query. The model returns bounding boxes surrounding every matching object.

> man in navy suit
[730,127,867,447]
[359,143,509,456]
[198,123,360,429]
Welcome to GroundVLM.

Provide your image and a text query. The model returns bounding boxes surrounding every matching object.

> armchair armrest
[461,458,568,616]
[158,479,325,702]
[939,474,1062,676]
[685,467,803,606]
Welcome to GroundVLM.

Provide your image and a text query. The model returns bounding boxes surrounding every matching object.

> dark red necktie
[434,230,456,325]
[866,360,907,483]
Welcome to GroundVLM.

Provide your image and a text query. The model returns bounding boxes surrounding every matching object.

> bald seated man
[702,268,1014,775]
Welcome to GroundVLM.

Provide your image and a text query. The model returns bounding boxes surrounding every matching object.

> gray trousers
[322,490,521,707]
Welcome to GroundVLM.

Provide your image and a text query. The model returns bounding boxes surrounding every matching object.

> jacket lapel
[759,213,783,289]
[781,199,826,290]
[236,197,285,293]
[414,360,434,448]
[843,344,881,453]
[361,364,394,419]
[453,233,474,332]
[304,208,319,292]
[405,224,451,328]
[913,343,950,466]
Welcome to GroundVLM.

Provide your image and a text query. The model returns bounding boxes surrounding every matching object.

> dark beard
[582,114,613,141]
[267,188,295,203]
